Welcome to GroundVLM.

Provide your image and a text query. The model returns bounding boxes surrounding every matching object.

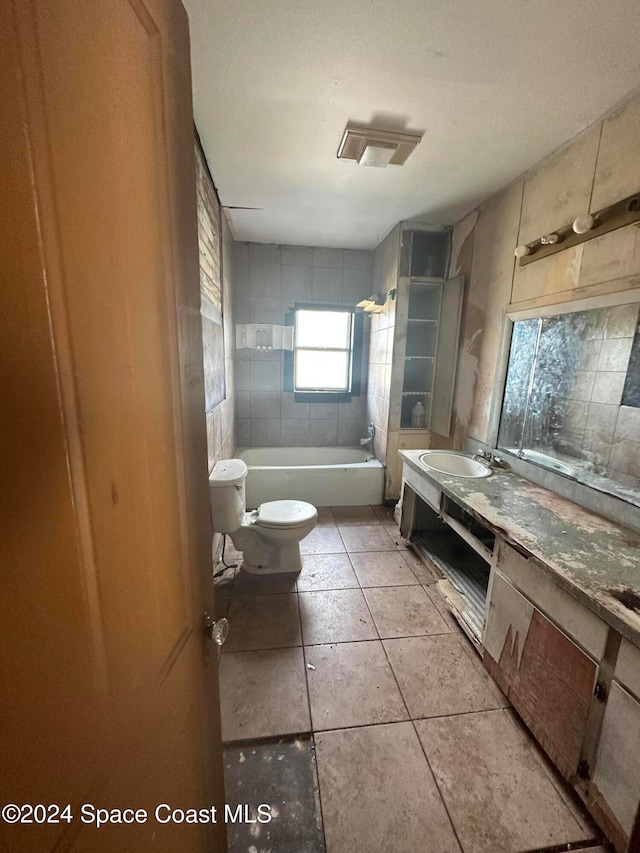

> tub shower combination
[235,446,385,508]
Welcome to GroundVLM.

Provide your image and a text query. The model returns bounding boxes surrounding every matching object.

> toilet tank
[209,459,248,533]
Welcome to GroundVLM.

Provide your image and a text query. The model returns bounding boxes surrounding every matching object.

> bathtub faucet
[360,422,375,446]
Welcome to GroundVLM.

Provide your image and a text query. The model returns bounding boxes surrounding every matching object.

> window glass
[295,310,351,349]
[295,351,350,391]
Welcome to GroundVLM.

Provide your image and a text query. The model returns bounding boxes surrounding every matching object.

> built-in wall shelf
[404,356,434,360]
[406,318,438,323]
[402,391,431,395]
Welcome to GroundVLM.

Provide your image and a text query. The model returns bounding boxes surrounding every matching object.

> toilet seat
[256,500,317,530]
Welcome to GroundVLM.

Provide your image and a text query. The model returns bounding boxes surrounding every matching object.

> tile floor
[217,506,605,853]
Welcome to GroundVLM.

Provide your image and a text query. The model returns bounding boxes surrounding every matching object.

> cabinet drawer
[496,540,608,661]
[404,464,441,513]
[615,638,640,699]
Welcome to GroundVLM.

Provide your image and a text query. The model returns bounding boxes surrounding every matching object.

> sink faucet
[472,448,508,469]
[360,422,375,446]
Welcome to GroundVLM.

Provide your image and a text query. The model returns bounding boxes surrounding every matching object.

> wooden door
[0,1,225,850]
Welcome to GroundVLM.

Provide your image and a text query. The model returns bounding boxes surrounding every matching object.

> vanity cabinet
[484,542,640,853]
[399,452,640,852]
[590,640,640,848]
[483,568,598,781]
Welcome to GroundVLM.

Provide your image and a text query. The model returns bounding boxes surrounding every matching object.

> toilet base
[240,542,303,575]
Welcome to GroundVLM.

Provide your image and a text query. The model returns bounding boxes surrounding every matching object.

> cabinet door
[484,572,597,780]
[431,276,464,436]
[591,648,640,845]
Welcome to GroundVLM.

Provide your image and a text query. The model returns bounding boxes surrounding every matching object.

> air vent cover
[337,125,423,167]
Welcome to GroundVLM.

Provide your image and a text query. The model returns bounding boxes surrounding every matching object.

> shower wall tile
[249,242,281,265]
[250,360,281,391]
[249,296,282,324]
[281,393,309,420]
[313,247,344,268]
[310,402,338,420]
[250,391,281,420]
[281,419,311,446]
[281,244,313,266]
[235,390,251,419]
[250,263,281,299]
[282,265,312,302]
[236,418,251,447]
[232,241,373,447]
[251,419,281,447]
[309,419,338,446]
[338,396,366,421]
[312,268,342,303]
[344,249,373,271]
[337,420,362,446]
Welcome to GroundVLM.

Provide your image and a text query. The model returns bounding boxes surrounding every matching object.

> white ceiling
[184,0,640,249]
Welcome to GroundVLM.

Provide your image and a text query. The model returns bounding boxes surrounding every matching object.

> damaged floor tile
[224,735,326,853]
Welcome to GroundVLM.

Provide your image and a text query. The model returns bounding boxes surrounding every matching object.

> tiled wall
[562,304,640,489]
[447,88,640,461]
[232,243,373,447]
[367,227,399,469]
[195,142,235,472]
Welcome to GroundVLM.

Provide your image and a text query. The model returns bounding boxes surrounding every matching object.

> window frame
[283,303,363,403]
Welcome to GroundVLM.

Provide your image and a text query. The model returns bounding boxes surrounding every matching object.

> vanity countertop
[400,449,640,645]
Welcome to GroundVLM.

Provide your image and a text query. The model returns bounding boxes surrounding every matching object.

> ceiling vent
[337,125,423,168]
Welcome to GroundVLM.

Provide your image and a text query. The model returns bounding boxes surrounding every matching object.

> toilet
[209,458,317,575]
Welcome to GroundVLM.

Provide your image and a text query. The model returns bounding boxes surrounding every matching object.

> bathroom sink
[418,451,492,479]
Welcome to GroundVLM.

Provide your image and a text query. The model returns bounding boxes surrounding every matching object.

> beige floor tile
[424,584,463,632]
[224,593,301,652]
[363,586,450,638]
[338,524,397,552]
[315,722,461,853]
[299,588,377,645]
[415,709,594,853]
[349,551,419,587]
[384,634,505,718]
[371,504,397,527]
[219,648,310,741]
[305,641,409,730]
[296,554,359,591]
[331,505,380,525]
[401,547,441,583]
[231,569,298,597]
[300,526,346,555]
[315,506,336,526]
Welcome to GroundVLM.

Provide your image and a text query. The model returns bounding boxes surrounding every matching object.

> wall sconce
[516,190,640,266]
[572,214,596,234]
[540,233,560,245]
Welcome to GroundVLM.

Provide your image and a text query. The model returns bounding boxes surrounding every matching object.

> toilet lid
[256,500,317,529]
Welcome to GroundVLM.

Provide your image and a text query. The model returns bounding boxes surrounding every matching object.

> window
[284,305,363,402]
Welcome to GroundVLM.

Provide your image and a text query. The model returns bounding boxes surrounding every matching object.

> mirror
[498,302,640,507]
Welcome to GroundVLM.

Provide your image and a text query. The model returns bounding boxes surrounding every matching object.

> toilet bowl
[209,459,317,575]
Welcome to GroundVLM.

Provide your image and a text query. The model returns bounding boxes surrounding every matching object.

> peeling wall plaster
[449,89,640,453]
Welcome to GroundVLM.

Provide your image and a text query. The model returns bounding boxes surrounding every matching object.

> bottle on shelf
[411,400,426,428]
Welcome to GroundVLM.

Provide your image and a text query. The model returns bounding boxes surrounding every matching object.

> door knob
[204,613,229,646]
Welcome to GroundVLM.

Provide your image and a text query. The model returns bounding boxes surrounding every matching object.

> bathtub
[236,446,385,508]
